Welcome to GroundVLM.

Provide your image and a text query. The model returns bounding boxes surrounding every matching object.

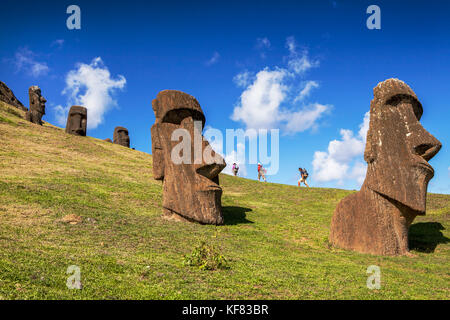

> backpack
[303,170,308,177]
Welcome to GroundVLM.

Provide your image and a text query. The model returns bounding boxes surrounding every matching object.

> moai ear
[151,123,165,180]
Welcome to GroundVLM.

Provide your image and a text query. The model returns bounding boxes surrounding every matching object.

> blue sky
[1,0,449,194]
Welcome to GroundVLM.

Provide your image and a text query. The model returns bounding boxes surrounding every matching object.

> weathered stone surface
[65,106,87,136]
[151,90,226,225]
[113,127,130,147]
[25,86,46,125]
[0,81,27,111]
[329,79,442,255]
[104,138,112,143]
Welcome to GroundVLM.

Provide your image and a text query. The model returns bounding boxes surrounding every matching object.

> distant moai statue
[25,86,46,125]
[113,127,130,148]
[65,106,87,136]
[151,90,226,225]
[329,79,442,256]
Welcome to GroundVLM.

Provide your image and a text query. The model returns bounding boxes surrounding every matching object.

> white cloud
[312,112,370,185]
[286,37,319,75]
[294,80,319,102]
[231,37,329,134]
[205,51,220,66]
[232,68,288,130]
[282,103,329,134]
[54,57,126,129]
[13,48,49,77]
[233,71,254,88]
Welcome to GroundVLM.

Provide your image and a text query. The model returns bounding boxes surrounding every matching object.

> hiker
[298,167,309,187]
[257,163,267,182]
[232,163,239,176]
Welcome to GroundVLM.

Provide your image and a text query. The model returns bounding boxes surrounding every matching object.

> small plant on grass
[183,238,229,271]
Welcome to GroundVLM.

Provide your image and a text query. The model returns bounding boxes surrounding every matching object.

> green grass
[0,101,449,300]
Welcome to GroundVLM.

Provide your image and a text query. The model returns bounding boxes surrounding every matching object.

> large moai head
[151,90,226,225]
[363,78,441,213]
[65,106,87,136]
[113,127,130,147]
[27,86,46,124]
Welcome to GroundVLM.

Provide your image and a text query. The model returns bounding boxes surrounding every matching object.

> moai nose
[410,126,442,162]
[195,139,226,180]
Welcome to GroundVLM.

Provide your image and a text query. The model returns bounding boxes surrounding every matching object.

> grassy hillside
[0,101,449,300]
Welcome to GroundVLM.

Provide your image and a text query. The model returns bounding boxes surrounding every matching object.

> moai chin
[65,106,87,136]
[113,127,130,148]
[329,78,442,256]
[151,90,226,225]
[25,86,46,125]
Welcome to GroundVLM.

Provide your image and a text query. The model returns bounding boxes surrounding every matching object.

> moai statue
[151,90,226,225]
[0,81,27,111]
[113,127,130,148]
[65,106,87,136]
[329,79,442,255]
[25,86,46,125]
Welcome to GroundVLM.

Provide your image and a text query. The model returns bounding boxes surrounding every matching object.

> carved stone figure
[25,86,46,125]
[0,81,27,111]
[151,90,226,225]
[65,106,87,136]
[113,127,130,148]
[329,79,442,255]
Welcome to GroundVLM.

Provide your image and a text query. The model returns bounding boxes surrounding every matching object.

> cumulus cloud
[232,68,288,130]
[312,112,370,185]
[54,57,126,129]
[231,37,329,134]
[205,51,220,66]
[13,47,49,77]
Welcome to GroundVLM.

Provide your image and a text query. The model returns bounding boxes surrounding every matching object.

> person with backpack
[232,163,239,176]
[258,163,267,182]
[298,167,309,187]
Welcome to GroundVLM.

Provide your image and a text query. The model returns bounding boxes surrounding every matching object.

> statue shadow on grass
[222,206,253,225]
[409,222,450,253]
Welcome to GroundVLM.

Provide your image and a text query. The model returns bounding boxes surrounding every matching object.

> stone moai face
[363,78,441,213]
[151,90,226,225]
[65,106,87,136]
[329,78,442,255]
[113,127,130,148]
[27,86,46,125]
